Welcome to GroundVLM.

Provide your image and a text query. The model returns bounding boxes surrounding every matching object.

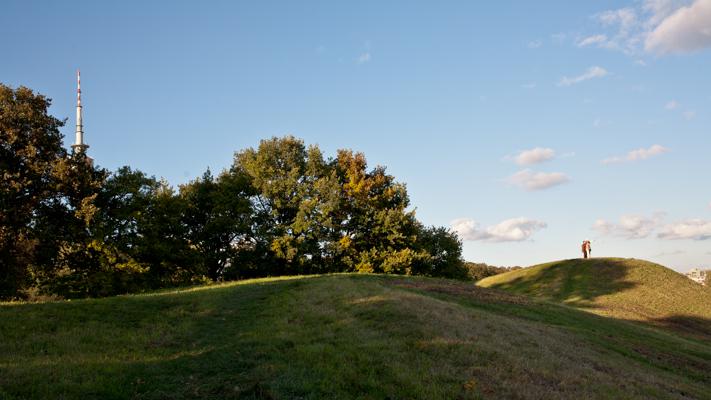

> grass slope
[1,273,710,399]
[478,258,711,339]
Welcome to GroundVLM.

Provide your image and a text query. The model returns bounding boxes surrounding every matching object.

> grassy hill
[2,273,711,399]
[477,258,711,340]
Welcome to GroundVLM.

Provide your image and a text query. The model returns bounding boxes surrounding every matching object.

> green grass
[1,273,711,399]
[477,258,711,339]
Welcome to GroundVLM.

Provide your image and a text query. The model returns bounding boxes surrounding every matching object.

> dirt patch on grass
[386,279,531,306]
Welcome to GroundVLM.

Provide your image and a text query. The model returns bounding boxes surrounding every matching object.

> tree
[0,84,66,298]
[411,225,467,279]
[233,136,334,275]
[180,169,254,281]
[331,149,426,274]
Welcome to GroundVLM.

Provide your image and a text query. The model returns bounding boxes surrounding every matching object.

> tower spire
[71,69,89,153]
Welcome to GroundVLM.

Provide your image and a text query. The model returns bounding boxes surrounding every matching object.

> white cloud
[357,52,371,64]
[645,0,711,54]
[602,144,669,164]
[528,40,543,48]
[593,213,665,239]
[658,219,711,240]
[507,169,570,191]
[582,0,711,55]
[513,147,555,166]
[558,66,609,87]
[451,217,547,242]
[598,7,638,33]
[665,100,680,109]
[665,100,698,120]
[522,82,537,89]
[577,34,608,47]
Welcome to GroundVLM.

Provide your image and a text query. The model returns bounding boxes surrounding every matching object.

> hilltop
[478,258,711,339]
[2,273,711,399]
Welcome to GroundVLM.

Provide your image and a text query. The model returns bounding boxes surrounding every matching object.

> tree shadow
[652,315,711,342]
[484,258,638,308]
[2,274,711,400]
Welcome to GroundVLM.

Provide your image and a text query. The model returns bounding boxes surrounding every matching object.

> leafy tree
[332,149,425,274]
[2,87,470,300]
[133,179,196,286]
[411,225,467,279]
[180,169,254,281]
[463,262,521,281]
[233,136,334,275]
[0,84,66,298]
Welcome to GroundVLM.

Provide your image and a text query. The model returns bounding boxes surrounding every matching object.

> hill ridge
[477,257,711,339]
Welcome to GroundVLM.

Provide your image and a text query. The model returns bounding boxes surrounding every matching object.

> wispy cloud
[522,82,537,89]
[602,144,669,165]
[595,212,711,241]
[528,39,543,48]
[579,0,711,55]
[558,66,608,87]
[683,110,697,120]
[593,212,665,239]
[451,217,547,242]
[665,100,698,120]
[356,52,371,64]
[512,147,555,166]
[577,34,608,47]
[658,219,711,240]
[665,100,680,110]
[507,169,570,191]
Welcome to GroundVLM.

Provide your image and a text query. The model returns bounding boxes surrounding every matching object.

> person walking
[581,240,592,259]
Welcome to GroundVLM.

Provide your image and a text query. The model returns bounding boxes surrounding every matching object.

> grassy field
[478,258,711,340]
[1,272,711,399]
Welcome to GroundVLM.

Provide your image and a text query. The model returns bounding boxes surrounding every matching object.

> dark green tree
[412,225,467,279]
[0,84,66,298]
[180,168,254,281]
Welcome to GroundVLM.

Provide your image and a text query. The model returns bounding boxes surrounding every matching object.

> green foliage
[464,261,521,281]
[411,226,468,279]
[179,168,254,281]
[0,84,66,298]
[1,83,468,299]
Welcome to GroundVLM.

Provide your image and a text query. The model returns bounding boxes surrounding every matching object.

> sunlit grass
[1,273,710,399]
[478,257,711,340]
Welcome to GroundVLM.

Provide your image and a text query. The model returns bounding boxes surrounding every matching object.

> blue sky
[2,0,710,271]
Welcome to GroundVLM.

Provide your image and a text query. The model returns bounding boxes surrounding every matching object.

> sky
[2,0,710,272]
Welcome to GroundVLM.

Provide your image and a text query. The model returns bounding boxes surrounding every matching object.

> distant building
[686,268,708,285]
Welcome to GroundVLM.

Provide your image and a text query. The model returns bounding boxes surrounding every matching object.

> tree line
[1,84,469,300]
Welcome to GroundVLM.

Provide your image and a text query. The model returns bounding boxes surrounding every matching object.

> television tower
[71,69,89,154]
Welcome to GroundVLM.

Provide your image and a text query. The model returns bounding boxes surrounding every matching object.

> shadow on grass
[2,274,711,400]
[652,315,711,342]
[483,258,637,307]
[0,278,315,400]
